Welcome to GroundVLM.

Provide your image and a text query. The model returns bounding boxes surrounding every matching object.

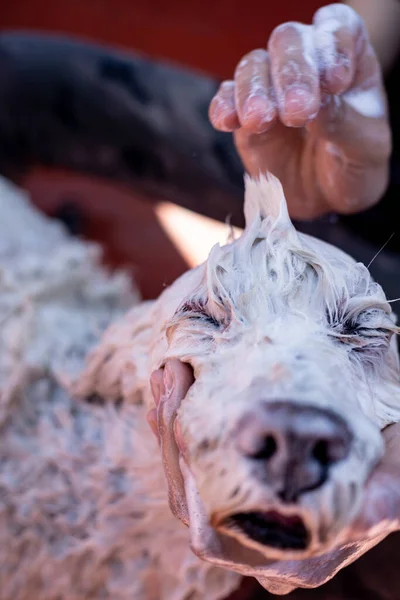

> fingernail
[325,58,351,92]
[243,95,261,117]
[284,86,314,113]
[243,94,270,120]
[163,363,174,397]
[218,111,237,132]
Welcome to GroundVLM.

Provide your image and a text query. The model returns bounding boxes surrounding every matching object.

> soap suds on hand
[313,18,341,72]
[314,3,361,34]
[343,87,385,119]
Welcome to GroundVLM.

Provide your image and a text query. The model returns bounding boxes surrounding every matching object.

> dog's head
[152,174,400,571]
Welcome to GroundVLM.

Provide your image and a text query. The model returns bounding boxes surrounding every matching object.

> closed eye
[327,307,397,355]
[179,300,221,328]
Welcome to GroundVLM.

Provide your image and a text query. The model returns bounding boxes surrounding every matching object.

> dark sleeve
[338,56,400,256]
[0,32,245,226]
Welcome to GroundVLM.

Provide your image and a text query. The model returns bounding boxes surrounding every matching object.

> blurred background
[2,0,400,308]
[1,0,323,77]
[0,0,328,301]
[1,0,400,299]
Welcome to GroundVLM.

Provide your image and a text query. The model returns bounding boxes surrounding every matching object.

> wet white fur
[1,173,399,598]
[0,177,239,600]
[81,174,400,592]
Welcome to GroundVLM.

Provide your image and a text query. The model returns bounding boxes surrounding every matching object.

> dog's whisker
[367,232,395,269]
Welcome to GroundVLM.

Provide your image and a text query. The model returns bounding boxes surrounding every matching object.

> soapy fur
[0,177,238,600]
[0,173,399,598]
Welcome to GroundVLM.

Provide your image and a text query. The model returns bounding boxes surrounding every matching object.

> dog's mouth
[223,510,310,550]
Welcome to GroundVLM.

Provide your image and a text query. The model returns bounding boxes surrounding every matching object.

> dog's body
[0,176,239,600]
[0,175,399,600]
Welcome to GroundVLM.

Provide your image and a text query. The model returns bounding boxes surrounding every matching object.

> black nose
[235,401,352,503]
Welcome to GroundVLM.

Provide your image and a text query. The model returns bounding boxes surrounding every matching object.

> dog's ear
[243,173,292,231]
[148,360,194,526]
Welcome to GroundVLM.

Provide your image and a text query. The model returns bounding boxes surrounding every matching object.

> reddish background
[0,1,325,299]
[2,0,325,78]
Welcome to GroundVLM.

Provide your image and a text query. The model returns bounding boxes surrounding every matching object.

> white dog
[0,173,399,600]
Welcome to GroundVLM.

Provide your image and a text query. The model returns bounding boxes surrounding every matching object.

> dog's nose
[235,401,352,503]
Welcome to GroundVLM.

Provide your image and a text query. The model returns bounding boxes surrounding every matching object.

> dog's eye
[328,307,396,356]
[180,301,220,328]
[342,320,392,344]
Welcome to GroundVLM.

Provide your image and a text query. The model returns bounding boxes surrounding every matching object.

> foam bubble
[314,18,340,71]
[343,87,385,119]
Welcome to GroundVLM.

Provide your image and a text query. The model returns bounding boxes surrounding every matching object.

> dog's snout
[236,401,352,503]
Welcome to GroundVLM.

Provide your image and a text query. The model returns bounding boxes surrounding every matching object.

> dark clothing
[0,33,244,227]
[340,57,400,255]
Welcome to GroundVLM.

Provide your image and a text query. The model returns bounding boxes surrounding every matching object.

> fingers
[310,4,387,145]
[234,50,278,132]
[210,4,386,134]
[210,33,319,133]
[268,23,320,127]
[208,81,240,132]
[209,50,277,134]
[307,5,390,214]
[314,3,383,97]
[148,359,195,525]
[209,21,325,131]
[313,3,360,96]
[307,4,388,161]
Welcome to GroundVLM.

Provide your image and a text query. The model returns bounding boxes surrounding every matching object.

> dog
[0,173,399,599]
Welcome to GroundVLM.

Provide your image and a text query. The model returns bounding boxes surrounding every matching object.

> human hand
[209,3,391,220]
